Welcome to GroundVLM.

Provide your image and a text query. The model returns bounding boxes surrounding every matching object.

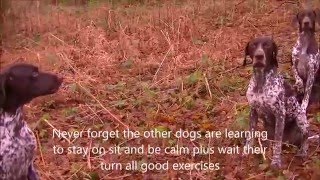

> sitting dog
[243,36,309,168]
[292,8,320,112]
[0,63,63,179]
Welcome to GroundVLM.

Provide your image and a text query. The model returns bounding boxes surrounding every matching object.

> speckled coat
[0,63,62,180]
[292,32,320,112]
[246,68,309,167]
[0,107,39,180]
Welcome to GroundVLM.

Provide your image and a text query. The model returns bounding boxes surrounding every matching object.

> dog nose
[304,21,310,27]
[56,76,64,84]
[255,54,264,61]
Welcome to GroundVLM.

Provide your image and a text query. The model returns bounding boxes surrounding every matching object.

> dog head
[0,63,63,112]
[243,36,278,71]
[293,9,320,33]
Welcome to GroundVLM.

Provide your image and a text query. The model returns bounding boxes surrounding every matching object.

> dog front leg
[292,55,304,92]
[27,163,39,180]
[271,110,285,169]
[243,108,258,155]
[301,64,316,112]
[296,106,310,157]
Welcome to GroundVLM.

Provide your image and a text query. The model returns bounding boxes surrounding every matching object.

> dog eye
[263,43,271,48]
[31,72,39,78]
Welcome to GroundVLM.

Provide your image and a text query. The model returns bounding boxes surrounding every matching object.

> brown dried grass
[1,0,320,179]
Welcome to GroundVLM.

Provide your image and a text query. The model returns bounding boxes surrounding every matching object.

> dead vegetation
[1,0,320,179]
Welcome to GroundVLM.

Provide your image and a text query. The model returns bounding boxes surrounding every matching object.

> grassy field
[2,0,320,179]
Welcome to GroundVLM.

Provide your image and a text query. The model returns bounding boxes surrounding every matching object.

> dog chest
[0,115,36,179]
[246,78,283,113]
[296,53,319,81]
[297,55,308,81]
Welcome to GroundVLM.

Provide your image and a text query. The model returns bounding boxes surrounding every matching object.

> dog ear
[243,42,250,66]
[271,41,278,68]
[314,9,320,25]
[0,74,7,109]
[292,13,299,27]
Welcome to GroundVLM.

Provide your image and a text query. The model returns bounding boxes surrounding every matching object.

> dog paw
[296,150,307,158]
[294,81,304,93]
[270,159,282,169]
[241,151,248,157]
[296,147,308,160]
